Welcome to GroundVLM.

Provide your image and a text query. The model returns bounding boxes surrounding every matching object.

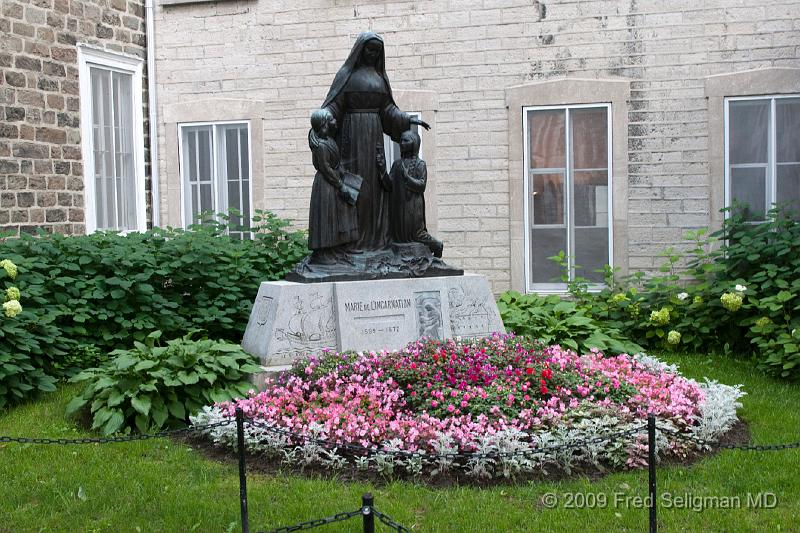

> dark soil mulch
[174,419,751,488]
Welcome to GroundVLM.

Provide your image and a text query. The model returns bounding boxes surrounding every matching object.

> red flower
[526,367,534,375]
[540,385,549,395]
[542,368,553,380]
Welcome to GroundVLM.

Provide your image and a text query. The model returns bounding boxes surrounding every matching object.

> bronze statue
[307,108,358,265]
[380,130,443,257]
[320,31,429,249]
[287,32,461,283]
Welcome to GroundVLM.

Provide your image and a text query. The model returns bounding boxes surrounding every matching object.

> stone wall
[152,0,800,292]
[0,0,147,235]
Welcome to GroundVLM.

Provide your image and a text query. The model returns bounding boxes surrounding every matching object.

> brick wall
[153,0,800,292]
[0,0,147,235]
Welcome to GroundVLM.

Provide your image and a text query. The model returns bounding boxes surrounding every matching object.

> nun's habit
[321,31,413,250]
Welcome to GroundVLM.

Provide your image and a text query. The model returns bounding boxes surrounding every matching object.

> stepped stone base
[242,273,505,387]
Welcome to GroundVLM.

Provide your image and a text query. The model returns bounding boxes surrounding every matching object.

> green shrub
[0,210,307,355]
[534,205,799,379]
[53,344,109,379]
[497,291,643,355]
[66,331,262,434]
[0,258,60,409]
[716,206,800,377]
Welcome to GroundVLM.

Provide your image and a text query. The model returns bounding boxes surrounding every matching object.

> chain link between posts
[655,424,800,452]
[0,419,234,445]
[258,509,362,533]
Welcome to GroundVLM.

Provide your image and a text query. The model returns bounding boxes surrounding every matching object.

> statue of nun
[321,31,430,251]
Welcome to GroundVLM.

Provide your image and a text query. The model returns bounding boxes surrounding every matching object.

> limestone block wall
[0,0,147,235]
[152,0,800,292]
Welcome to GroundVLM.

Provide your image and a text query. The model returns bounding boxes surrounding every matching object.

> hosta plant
[66,331,261,434]
[497,291,643,355]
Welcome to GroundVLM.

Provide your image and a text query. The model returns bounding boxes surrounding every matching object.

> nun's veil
[321,31,398,109]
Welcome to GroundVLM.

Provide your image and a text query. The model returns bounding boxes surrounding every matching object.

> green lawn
[1,354,799,533]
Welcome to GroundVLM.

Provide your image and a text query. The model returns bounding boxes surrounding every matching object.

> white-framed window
[178,121,252,239]
[725,95,800,221]
[78,45,146,233]
[523,104,613,292]
[383,112,421,167]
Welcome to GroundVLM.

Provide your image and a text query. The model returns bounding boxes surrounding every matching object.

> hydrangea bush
[0,258,58,409]
[192,335,744,479]
[514,205,800,380]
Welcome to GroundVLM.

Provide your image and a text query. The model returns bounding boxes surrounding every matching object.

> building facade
[150,0,800,293]
[3,0,799,294]
[1,0,150,235]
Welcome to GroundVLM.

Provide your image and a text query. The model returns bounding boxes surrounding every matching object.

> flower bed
[192,334,745,479]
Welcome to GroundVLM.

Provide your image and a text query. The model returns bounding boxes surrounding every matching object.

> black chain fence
[3,410,799,533]
[259,509,362,533]
[0,420,233,445]
[654,424,800,452]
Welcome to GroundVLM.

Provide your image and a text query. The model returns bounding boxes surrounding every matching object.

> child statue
[378,130,443,257]
[307,108,360,265]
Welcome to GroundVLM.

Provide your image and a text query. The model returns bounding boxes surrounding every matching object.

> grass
[1,354,799,532]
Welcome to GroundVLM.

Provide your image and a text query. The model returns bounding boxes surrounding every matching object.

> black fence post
[236,408,250,533]
[362,493,375,533]
[648,414,657,533]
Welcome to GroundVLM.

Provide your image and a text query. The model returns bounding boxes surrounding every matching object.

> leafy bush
[497,291,643,355]
[53,344,109,379]
[66,331,262,434]
[0,210,307,356]
[0,258,60,409]
[527,205,799,379]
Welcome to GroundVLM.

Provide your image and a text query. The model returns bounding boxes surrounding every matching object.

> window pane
[113,71,136,230]
[729,100,769,165]
[182,130,195,222]
[777,163,800,217]
[531,172,564,225]
[228,179,241,225]
[181,126,213,223]
[575,227,608,283]
[89,66,137,231]
[91,68,107,229]
[190,183,199,221]
[242,180,251,230]
[200,183,213,214]
[182,123,249,233]
[240,128,250,180]
[91,67,118,229]
[530,228,566,284]
[573,170,608,227]
[529,109,565,169]
[198,129,212,183]
[776,98,800,163]
[571,108,608,169]
[731,166,767,220]
[225,127,240,181]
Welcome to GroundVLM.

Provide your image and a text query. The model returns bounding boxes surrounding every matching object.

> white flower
[3,299,22,318]
[735,284,747,292]
[677,292,688,301]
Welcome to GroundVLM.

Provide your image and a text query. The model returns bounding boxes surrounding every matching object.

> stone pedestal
[242,273,504,384]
